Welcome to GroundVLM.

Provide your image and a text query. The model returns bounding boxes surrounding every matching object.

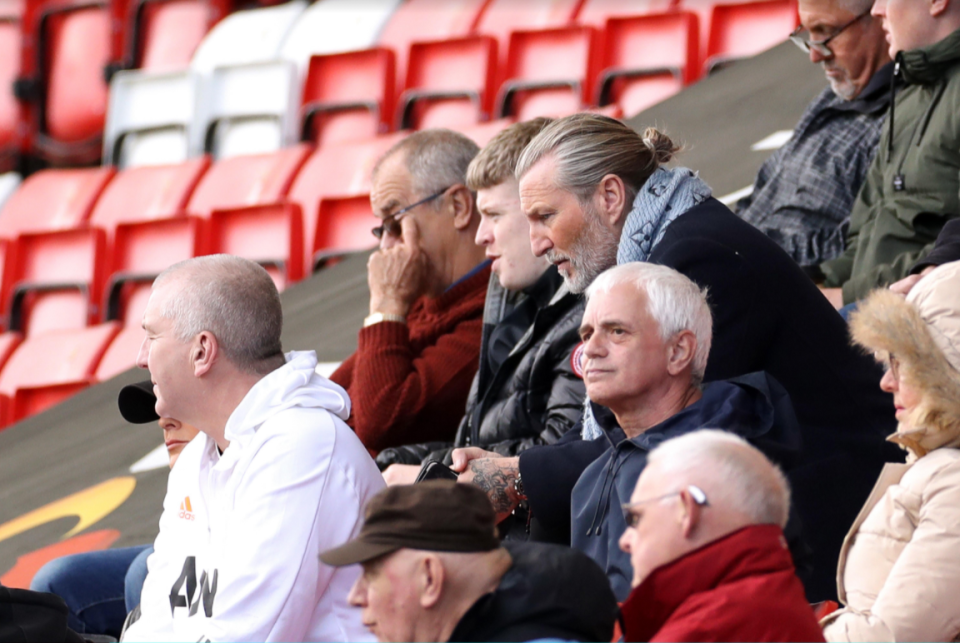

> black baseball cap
[118,380,160,424]
[320,481,501,566]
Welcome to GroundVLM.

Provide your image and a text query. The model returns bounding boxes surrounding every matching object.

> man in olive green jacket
[819,0,960,307]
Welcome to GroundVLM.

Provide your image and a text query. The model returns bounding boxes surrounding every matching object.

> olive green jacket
[821,28,960,303]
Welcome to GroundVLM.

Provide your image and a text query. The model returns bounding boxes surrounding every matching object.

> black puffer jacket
[448,541,618,642]
[377,268,585,468]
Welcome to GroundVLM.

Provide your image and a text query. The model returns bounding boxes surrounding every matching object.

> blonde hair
[515,113,679,208]
[466,117,553,190]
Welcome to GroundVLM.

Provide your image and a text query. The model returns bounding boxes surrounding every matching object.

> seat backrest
[599,11,700,86]
[288,132,403,269]
[279,0,400,72]
[704,0,797,73]
[0,166,116,237]
[138,0,213,72]
[186,144,311,216]
[575,0,677,26]
[94,323,142,379]
[300,48,395,144]
[201,59,298,158]
[43,3,111,144]
[189,0,305,75]
[313,194,378,263]
[377,0,487,85]
[103,68,200,168]
[208,202,303,287]
[89,157,210,232]
[0,323,120,395]
[474,0,581,60]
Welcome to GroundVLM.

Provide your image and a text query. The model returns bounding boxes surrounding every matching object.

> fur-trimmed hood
[849,262,960,458]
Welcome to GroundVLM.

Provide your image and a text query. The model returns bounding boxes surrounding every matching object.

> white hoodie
[123,351,384,643]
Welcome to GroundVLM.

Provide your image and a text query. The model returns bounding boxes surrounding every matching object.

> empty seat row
[0,0,797,170]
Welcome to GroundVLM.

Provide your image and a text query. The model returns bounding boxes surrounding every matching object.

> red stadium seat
[0,166,114,238]
[287,133,403,272]
[16,0,111,164]
[398,36,497,130]
[185,144,311,217]
[300,48,395,145]
[376,0,487,86]
[575,0,678,26]
[208,202,304,289]
[596,12,699,114]
[94,324,143,380]
[0,2,22,171]
[0,322,120,424]
[115,0,229,74]
[313,195,378,270]
[685,0,798,74]
[497,26,598,120]
[473,0,582,63]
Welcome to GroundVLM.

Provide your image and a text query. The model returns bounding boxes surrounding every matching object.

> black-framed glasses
[621,484,709,528]
[371,186,452,240]
[789,10,870,57]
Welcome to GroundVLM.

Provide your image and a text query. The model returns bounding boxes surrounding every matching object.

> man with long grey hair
[455,113,898,602]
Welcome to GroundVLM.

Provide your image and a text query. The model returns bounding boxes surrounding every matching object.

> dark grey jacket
[376,268,585,468]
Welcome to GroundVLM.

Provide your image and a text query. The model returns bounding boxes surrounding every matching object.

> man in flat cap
[320,481,617,643]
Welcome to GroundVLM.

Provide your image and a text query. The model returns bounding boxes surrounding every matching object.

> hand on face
[368,215,430,317]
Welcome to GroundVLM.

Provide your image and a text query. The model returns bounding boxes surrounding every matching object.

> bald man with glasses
[735,0,891,270]
[330,129,490,453]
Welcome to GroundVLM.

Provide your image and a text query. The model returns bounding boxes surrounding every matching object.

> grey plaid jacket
[737,63,893,267]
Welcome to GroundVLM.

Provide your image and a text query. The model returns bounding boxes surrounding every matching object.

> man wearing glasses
[737,0,891,269]
[330,129,490,453]
[818,0,960,309]
[562,262,801,602]
[617,430,823,643]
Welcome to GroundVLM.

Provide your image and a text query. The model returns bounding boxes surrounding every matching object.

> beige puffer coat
[822,261,960,642]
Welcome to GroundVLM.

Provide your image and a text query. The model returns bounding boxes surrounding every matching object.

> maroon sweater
[330,264,490,453]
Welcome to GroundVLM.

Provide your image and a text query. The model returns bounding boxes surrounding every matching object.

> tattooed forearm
[468,458,520,517]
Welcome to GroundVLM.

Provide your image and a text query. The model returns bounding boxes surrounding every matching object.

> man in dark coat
[454,113,898,601]
[376,118,585,483]
[320,482,618,643]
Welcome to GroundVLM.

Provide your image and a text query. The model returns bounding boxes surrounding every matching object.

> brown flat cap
[320,480,501,566]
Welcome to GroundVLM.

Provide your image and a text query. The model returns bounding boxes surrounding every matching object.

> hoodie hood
[223,350,351,450]
[850,263,960,458]
[448,541,618,643]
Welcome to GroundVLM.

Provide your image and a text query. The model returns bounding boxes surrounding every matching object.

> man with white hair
[617,430,824,642]
[569,263,800,600]
[123,255,385,642]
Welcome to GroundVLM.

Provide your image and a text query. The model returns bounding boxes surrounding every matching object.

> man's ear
[930,0,948,17]
[192,331,218,378]
[594,174,627,229]
[677,488,704,539]
[449,185,475,231]
[666,330,697,377]
[418,554,445,609]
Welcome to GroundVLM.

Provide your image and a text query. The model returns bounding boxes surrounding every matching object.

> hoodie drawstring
[886,54,901,162]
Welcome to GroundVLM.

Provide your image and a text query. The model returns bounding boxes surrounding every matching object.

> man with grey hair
[331,129,490,453]
[617,430,824,642]
[463,112,897,601]
[125,254,384,642]
[737,0,891,268]
[565,263,800,600]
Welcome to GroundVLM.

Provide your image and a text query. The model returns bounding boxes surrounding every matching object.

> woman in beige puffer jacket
[821,261,960,642]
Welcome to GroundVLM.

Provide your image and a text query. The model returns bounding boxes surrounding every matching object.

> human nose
[809,45,828,64]
[880,367,898,393]
[136,335,149,369]
[872,0,885,18]
[583,332,604,360]
[529,223,552,257]
[347,576,367,607]
[618,528,632,554]
[475,217,493,247]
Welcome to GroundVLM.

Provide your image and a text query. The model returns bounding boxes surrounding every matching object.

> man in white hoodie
[123,254,384,643]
